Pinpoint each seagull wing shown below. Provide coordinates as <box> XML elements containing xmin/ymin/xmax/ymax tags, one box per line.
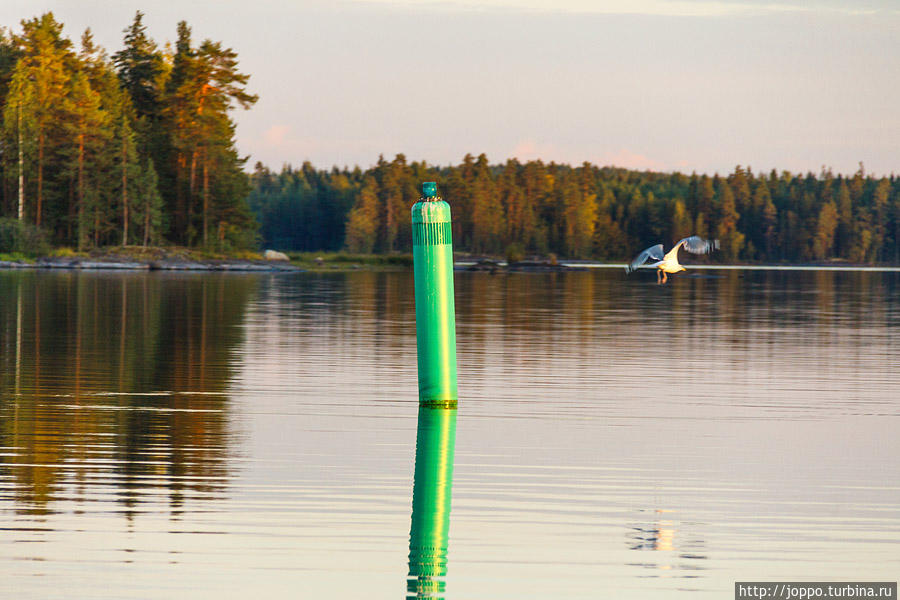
<box><xmin>676</xmin><ymin>235</ymin><xmax>719</xmax><ymax>255</ymax></box>
<box><xmin>626</xmin><ymin>244</ymin><xmax>664</xmax><ymax>273</ymax></box>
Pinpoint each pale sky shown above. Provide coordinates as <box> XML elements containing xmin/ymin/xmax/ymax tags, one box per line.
<box><xmin>2</xmin><ymin>0</ymin><xmax>898</xmax><ymax>175</ymax></box>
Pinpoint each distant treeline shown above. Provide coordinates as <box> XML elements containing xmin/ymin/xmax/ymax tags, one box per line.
<box><xmin>0</xmin><ymin>12</ymin><xmax>257</xmax><ymax>251</ymax></box>
<box><xmin>249</xmin><ymin>154</ymin><xmax>900</xmax><ymax>264</ymax></box>
<box><xmin>5</xmin><ymin>13</ymin><xmax>896</xmax><ymax>264</ymax></box>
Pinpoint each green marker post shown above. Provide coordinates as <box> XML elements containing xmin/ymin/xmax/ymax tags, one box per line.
<box><xmin>411</xmin><ymin>182</ymin><xmax>457</xmax><ymax>410</ymax></box>
<box><xmin>407</xmin><ymin>182</ymin><xmax>459</xmax><ymax>599</ymax></box>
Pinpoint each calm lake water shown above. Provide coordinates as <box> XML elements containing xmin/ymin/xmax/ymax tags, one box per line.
<box><xmin>1</xmin><ymin>268</ymin><xmax>898</xmax><ymax>599</ymax></box>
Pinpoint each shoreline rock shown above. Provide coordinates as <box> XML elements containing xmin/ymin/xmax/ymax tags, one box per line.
<box><xmin>263</xmin><ymin>249</ymin><xmax>290</xmax><ymax>261</ymax></box>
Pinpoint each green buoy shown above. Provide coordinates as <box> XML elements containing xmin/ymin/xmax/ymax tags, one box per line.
<box><xmin>407</xmin><ymin>182</ymin><xmax>459</xmax><ymax>599</ymax></box>
<box><xmin>411</xmin><ymin>182</ymin><xmax>457</xmax><ymax>410</ymax></box>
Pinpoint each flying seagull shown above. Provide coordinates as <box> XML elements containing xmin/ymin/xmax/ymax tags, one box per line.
<box><xmin>626</xmin><ymin>236</ymin><xmax>719</xmax><ymax>284</ymax></box>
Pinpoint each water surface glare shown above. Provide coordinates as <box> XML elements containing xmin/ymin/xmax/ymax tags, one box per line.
<box><xmin>0</xmin><ymin>269</ymin><xmax>898</xmax><ymax>598</ymax></box>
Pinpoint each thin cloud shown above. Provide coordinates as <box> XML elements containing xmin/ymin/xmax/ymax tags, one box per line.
<box><xmin>263</xmin><ymin>125</ymin><xmax>290</xmax><ymax>146</ymax></box>
<box><xmin>512</xmin><ymin>140</ymin><xmax>669</xmax><ymax>171</ymax></box>
<box><xmin>596</xmin><ymin>149</ymin><xmax>668</xmax><ymax>171</ymax></box>
<box><xmin>249</xmin><ymin>125</ymin><xmax>394</xmax><ymax>169</ymax></box>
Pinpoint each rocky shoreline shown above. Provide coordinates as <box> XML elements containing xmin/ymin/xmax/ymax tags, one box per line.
<box><xmin>461</xmin><ymin>258</ymin><xmax>586</xmax><ymax>273</ymax></box>
<box><xmin>0</xmin><ymin>257</ymin><xmax>304</xmax><ymax>272</ymax></box>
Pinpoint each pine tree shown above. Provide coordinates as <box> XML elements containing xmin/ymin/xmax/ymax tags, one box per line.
<box><xmin>193</xmin><ymin>40</ymin><xmax>257</xmax><ymax>246</ymax></box>
<box><xmin>671</xmin><ymin>199</ymin><xmax>692</xmax><ymax>243</ymax></box>
<box><xmin>692</xmin><ymin>175</ymin><xmax>714</xmax><ymax>244</ymax></box>
<box><xmin>558</xmin><ymin>166</ymin><xmax>598</xmax><ymax>258</ymax></box>
<box><xmin>10</xmin><ymin>14</ymin><xmax>74</xmax><ymax>228</ymax></box>
<box><xmin>163</xmin><ymin>21</ymin><xmax>196</xmax><ymax>242</ymax></box>
<box><xmin>593</xmin><ymin>187</ymin><xmax>625</xmax><ymax>260</ymax></box>
<box><xmin>344</xmin><ymin>176</ymin><xmax>379</xmax><ymax>253</ymax></box>
<box><xmin>470</xmin><ymin>154</ymin><xmax>503</xmax><ymax>254</ymax></box>
<box><xmin>870</xmin><ymin>179</ymin><xmax>890</xmax><ymax>262</ymax></box>
<box><xmin>112</xmin><ymin>12</ymin><xmax>164</xmax><ymax>121</ymax></box>
<box><xmin>715</xmin><ymin>180</ymin><xmax>745</xmax><ymax>261</ymax></box>
<box><xmin>0</xmin><ymin>27</ymin><xmax>20</xmax><ymax>102</ymax></box>
<box><xmin>2</xmin><ymin>67</ymin><xmax>35</xmax><ymax>222</ymax></box>
<box><xmin>850</xmin><ymin>201</ymin><xmax>873</xmax><ymax>263</ymax></box>
<box><xmin>525</xmin><ymin>160</ymin><xmax>554</xmax><ymax>253</ymax></box>
<box><xmin>749</xmin><ymin>179</ymin><xmax>773</xmax><ymax>261</ymax></box>
<box><xmin>729</xmin><ymin>166</ymin><xmax>752</xmax><ymax>234</ymax></box>
<box><xmin>132</xmin><ymin>159</ymin><xmax>164</xmax><ymax>247</ymax></box>
<box><xmin>377</xmin><ymin>154</ymin><xmax>410</xmax><ymax>251</ymax></box>
<box><xmin>64</xmin><ymin>70</ymin><xmax>110</xmax><ymax>249</ymax></box>
<box><xmin>813</xmin><ymin>201</ymin><xmax>838</xmax><ymax>260</ymax></box>
<box><xmin>442</xmin><ymin>165</ymin><xmax>469</xmax><ymax>249</ymax></box>
<box><xmin>112</xmin><ymin>109</ymin><xmax>139</xmax><ymax>245</ymax></box>
<box><xmin>162</xmin><ymin>25</ymin><xmax>256</xmax><ymax>246</ymax></box>
<box><xmin>498</xmin><ymin>159</ymin><xmax>534</xmax><ymax>249</ymax></box>
<box><xmin>762</xmin><ymin>194</ymin><xmax>778</xmax><ymax>261</ymax></box>
<box><xmin>836</xmin><ymin>180</ymin><xmax>853</xmax><ymax>259</ymax></box>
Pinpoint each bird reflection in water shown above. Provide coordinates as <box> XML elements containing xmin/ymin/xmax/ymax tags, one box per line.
<box><xmin>630</xmin><ymin>510</ymin><xmax>677</xmax><ymax>552</ymax></box>
<box><xmin>628</xmin><ymin>509</ymin><xmax>707</xmax><ymax>574</ymax></box>
<box><xmin>406</xmin><ymin>405</ymin><xmax>457</xmax><ymax>599</ymax></box>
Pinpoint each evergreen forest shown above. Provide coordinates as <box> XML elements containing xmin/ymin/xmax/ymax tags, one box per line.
<box><xmin>250</xmin><ymin>154</ymin><xmax>900</xmax><ymax>264</ymax></box>
<box><xmin>0</xmin><ymin>12</ymin><xmax>257</xmax><ymax>251</ymax></box>
<box><xmin>1</xmin><ymin>12</ymin><xmax>898</xmax><ymax>265</ymax></box>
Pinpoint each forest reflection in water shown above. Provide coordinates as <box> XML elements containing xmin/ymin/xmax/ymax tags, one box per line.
<box><xmin>0</xmin><ymin>268</ymin><xmax>898</xmax><ymax>599</ymax></box>
<box><xmin>0</xmin><ymin>272</ymin><xmax>253</xmax><ymax>519</ymax></box>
